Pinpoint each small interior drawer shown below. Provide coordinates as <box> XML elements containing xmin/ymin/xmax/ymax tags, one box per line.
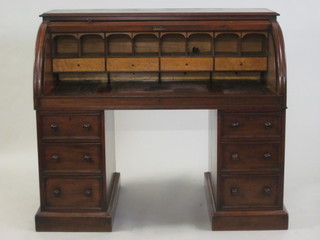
<box><xmin>44</xmin><ymin>177</ymin><xmax>102</xmax><ymax>210</ymax></box>
<box><xmin>160</xmin><ymin>57</ymin><xmax>214</xmax><ymax>71</ymax></box>
<box><xmin>41</xmin><ymin>143</ymin><xmax>102</xmax><ymax>172</ymax></box>
<box><xmin>39</xmin><ymin>112</ymin><xmax>102</xmax><ymax>141</ymax></box>
<box><xmin>220</xmin><ymin>112</ymin><xmax>281</xmax><ymax>139</ymax></box>
<box><xmin>52</xmin><ymin>58</ymin><xmax>105</xmax><ymax>72</ymax></box>
<box><xmin>107</xmin><ymin>57</ymin><xmax>159</xmax><ymax>71</ymax></box>
<box><xmin>220</xmin><ymin>142</ymin><xmax>280</xmax><ymax>170</ymax></box>
<box><xmin>220</xmin><ymin>175</ymin><xmax>280</xmax><ymax>209</ymax></box>
<box><xmin>215</xmin><ymin>57</ymin><xmax>267</xmax><ymax>71</ymax></box>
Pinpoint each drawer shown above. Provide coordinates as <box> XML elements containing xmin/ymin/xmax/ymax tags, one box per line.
<box><xmin>107</xmin><ymin>57</ymin><xmax>159</xmax><ymax>71</ymax></box>
<box><xmin>53</xmin><ymin>58</ymin><xmax>105</xmax><ymax>72</ymax></box>
<box><xmin>221</xmin><ymin>142</ymin><xmax>280</xmax><ymax>170</ymax></box>
<box><xmin>39</xmin><ymin>113</ymin><xmax>101</xmax><ymax>141</ymax></box>
<box><xmin>220</xmin><ymin>112</ymin><xmax>281</xmax><ymax>139</ymax></box>
<box><xmin>215</xmin><ymin>57</ymin><xmax>267</xmax><ymax>71</ymax></box>
<box><xmin>41</xmin><ymin>144</ymin><xmax>102</xmax><ymax>172</ymax></box>
<box><xmin>44</xmin><ymin>177</ymin><xmax>102</xmax><ymax>210</ymax></box>
<box><xmin>161</xmin><ymin>57</ymin><xmax>213</xmax><ymax>71</ymax></box>
<box><xmin>220</xmin><ymin>175</ymin><xmax>280</xmax><ymax>209</ymax></box>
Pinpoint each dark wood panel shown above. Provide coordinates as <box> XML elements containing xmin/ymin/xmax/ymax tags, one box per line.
<box><xmin>220</xmin><ymin>175</ymin><xmax>281</xmax><ymax>210</ymax></box>
<box><xmin>220</xmin><ymin>112</ymin><xmax>282</xmax><ymax>139</ymax></box>
<box><xmin>44</xmin><ymin>177</ymin><xmax>102</xmax><ymax>210</ymax></box>
<box><xmin>39</xmin><ymin>112</ymin><xmax>102</xmax><ymax>141</ymax></box>
<box><xmin>220</xmin><ymin>142</ymin><xmax>280</xmax><ymax>170</ymax></box>
<box><xmin>41</xmin><ymin>143</ymin><xmax>102</xmax><ymax>173</ymax></box>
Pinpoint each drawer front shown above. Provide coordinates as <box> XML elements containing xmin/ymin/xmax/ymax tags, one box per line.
<box><xmin>107</xmin><ymin>57</ymin><xmax>159</xmax><ymax>71</ymax></box>
<box><xmin>44</xmin><ymin>177</ymin><xmax>102</xmax><ymax>209</ymax></box>
<box><xmin>215</xmin><ymin>57</ymin><xmax>267</xmax><ymax>71</ymax></box>
<box><xmin>161</xmin><ymin>57</ymin><xmax>214</xmax><ymax>71</ymax></box>
<box><xmin>41</xmin><ymin>144</ymin><xmax>102</xmax><ymax>172</ymax></box>
<box><xmin>220</xmin><ymin>112</ymin><xmax>281</xmax><ymax>139</ymax></box>
<box><xmin>221</xmin><ymin>142</ymin><xmax>280</xmax><ymax>170</ymax></box>
<box><xmin>53</xmin><ymin>58</ymin><xmax>105</xmax><ymax>72</ymax></box>
<box><xmin>220</xmin><ymin>176</ymin><xmax>280</xmax><ymax>209</ymax></box>
<box><xmin>39</xmin><ymin>113</ymin><xmax>101</xmax><ymax>141</ymax></box>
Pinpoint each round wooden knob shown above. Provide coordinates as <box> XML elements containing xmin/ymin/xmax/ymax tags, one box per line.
<box><xmin>264</xmin><ymin>153</ymin><xmax>271</xmax><ymax>160</ymax></box>
<box><xmin>84</xmin><ymin>188</ymin><xmax>92</xmax><ymax>196</ymax></box>
<box><xmin>231</xmin><ymin>122</ymin><xmax>239</xmax><ymax>128</ymax></box>
<box><xmin>264</xmin><ymin>122</ymin><xmax>272</xmax><ymax>128</ymax></box>
<box><xmin>50</xmin><ymin>124</ymin><xmax>58</xmax><ymax>131</ymax></box>
<box><xmin>231</xmin><ymin>153</ymin><xmax>239</xmax><ymax>161</ymax></box>
<box><xmin>53</xmin><ymin>188</ymin><xmax>61</xmax><ymax>197</ymax></box>
<box><xmin>83</xmin><ymin>123</ymin><xmax>91</xmax><ymax>130</ymax></box>
<box><xmin>83</xmin><ymin>154</ymin><xmax>92</xmax><ymax>162</ymax></box>
<box><xmin>52</xmin><ymin>154</ymin><xmax>60</xmax><ymax>162</ymax></box>
<box><xmin>230</xmin><ymin>187</ymin><xmax>239</xmax><ymax>195</ymax></box>
<box><xmin>263</xmin><ymin>186</ymin><xmax>272</xmax><ymax>194</ymax></box>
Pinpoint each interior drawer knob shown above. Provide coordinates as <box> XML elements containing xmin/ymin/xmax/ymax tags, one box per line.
<box><xmin>83</xmin><ymin>154</ymin><xmax>92</xmax><ymax>162</ymax></box>
<box><xmin>263</xmin><ymin>186</ymin><xmax>272</xmax><ymax>194</ymax></box>
<box><xmin>53</xmin><ymin>188</ymin><xmax>61</xmax><ymax>197</ymax></box>
<box><xmin>83</xmin><ymin>123</ymin><xmax>91</xmax><ymax>130</ymax></box>
<box><xmin>264</xmin><ymin>153</ymin><xmax>271</xmax><ymax>160</ymax></box>
<box><xmin>231</xmin><ymin>122</ymin><xmax>240</xmax><ymax>128</ymax></box>
<box><xmin>231</xmin><ymin>153</ymin><xmax>239</xmax><ymax>161</ymax></box>
<box><xmin>52</xmin><ymin>154</ymin><xmax>60</xmax><ymax>162</ymax></box>
<box><xmin>230</xmin><ymin>187</ymin><xmax>239</xmax><ymax>195</ymax></box>
<box><xmin>264</xmin><ymin>122</ymin><xmax>272</xmax><ymax>128</ymax></box>
<box><xmin>84</xmin><ymin>188</ymin><xmax>92</xmax><ymax>196</ymax></box>
<box><xmin>50</xmin><ymin>124</ymin><xmax>58</xmax><ymax>131</ymax></box>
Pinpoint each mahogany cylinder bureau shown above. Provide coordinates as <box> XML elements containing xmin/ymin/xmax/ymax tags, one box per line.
<box><xmin>33</xmin><ymin>9</ymin><xmax>288</xmax><ymax>231</ymax></box>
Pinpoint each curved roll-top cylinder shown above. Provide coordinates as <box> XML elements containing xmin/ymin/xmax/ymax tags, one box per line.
<box><xmin>33</xmin><ymin>9</ymin><xmax>286</xmax><ymax>110</ymax></box>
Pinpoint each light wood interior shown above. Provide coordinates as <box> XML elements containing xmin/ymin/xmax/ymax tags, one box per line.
<box><xmin>107</xmin><ymin>58</ymin><xmax>159</xmax><ymax>72</ymax></box>
<box><xmin>134</xmin><ymin>34</ymin><xmax>159</xmax><ymax>56</ymax></box>
<box><xmin>161</xmin><ymin>33</ymin><xmax>186</xmax><ymax>56</ymax></box>
<box><xmin>187</xmin><ymin>33</ymin><xmax>213</xmax><ymax>56</ymax></box>
<box><xmin>242</xmin><ymin>33</ymin><xmax>267</xmax><ymax>56</ymax></box>
<box><xmin>161</xmin><ymin>57</ymin><xmax>213</xmax><ymax>71</ymax></box>
<box><xmin>80</xmin><ymin>34</ymin><xmax>105</xmax><ymax>57</ymax></box>
<box><xmin>215</xmin><ymin>57</ymin><xmax>267</xmax><ymax>71</ymax></box>
<box><xmin>53</xmin><ymin>58</ymin><xmax>105</xmax><ymax>72</ymax></box>
<box><xmin>215</xmin><ymin>33</ymin><xmax>240</xmax><ymax>56</ymax></box>
<box><xmin>54</xmin><ymin>35</ymin><xmax>78</xmax><ymax>57</ymax></box>
<box><xmin>107</xmin><ymin>34</ymin><xmax>132</xmax><ymax>56</ymax></box>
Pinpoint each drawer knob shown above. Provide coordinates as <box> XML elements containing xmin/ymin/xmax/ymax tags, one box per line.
<box><xmin>231</xmin><ymin>153</ymin><xmax>239</xmax><ymax>161</ymax></box>
<box><xmin>230</xmin><ymin>187</ymin><xmax>239</xmax><ymax>195</ymax></box>
<box><xmin>185</xmin><ymin>63</ymin><xmax>189</xmax><ymax>66</ymax></box>
<box><xmin>231</xmin><ymin>122</ymin><xmax>240</xmax><ymax>128</ymax></box>
<box><xmin>83</xmin><ymin>123</ymin><xmax>91</xmax><ymax>130</ymax></box>
<box><xmin>83</xmin><ymin>154</ymin><xmax>92</xmax><ymax>162</ymax></box>
<box><xmin>53</xmin><ymin>188</ymin><xmax>61</xmax><ymax>197</ymax></box>
<box><xmin>263</xmin><ymin>186</ymin><xmax>272</xmax><ymax>194</ymax></box>
<box><xmin>52</xmin><ymin>154</ymin><xmax>60</xmax><ymax>162</ymax></box>
<box><xmin>264</xmin><ymin>153</ymin><xmax>271</xmax><ymax>160</ymax></box>
<box><xmin>50</xmin><ymin>124</ymin><xmax>58</xmax><ymax>131</ymax></box>
<box><xmin>84</xmin><ymin>188</ymin><xmax>92</xmax><ymax>196</ymax></box>
<box><xmin>239</xmin><ymin>62</ymin><xmax>243</xmax><ymax>66</ymax></box>
<box><xmin>264</xmin><ymin>122</ymin><xmax>272</xmax><ymax>128</ymax></box>
<box><xmin>131</xmin><ymin>64</ymin><xmax>135</xmax><ymax>67</ymax></box>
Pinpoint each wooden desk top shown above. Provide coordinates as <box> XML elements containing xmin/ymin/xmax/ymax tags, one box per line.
<box><xmin>41</xmin><ymin>8</ymin><xmax>279</xmax><ymax>21</ymax></box>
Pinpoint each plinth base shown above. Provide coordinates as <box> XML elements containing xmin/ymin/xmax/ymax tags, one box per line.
<box><xmin>35</xmin><ymin>173</ymin><xmax>120</xmax><ymax>232</ymax></box>
<box><xmin>204</xmin><ymin>172</ymin><xmax>288</xmax><ymax>230</ymax></box>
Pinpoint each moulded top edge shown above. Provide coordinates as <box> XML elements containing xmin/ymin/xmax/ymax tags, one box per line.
<box><xmin>40</xmin><ymin>8</ymin><xmax>279</xmax><ymax>20</ymax></box>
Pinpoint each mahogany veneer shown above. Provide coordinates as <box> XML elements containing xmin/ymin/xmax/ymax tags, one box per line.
<box><xmin>34</xmin><ymin>9</ymin><xmax>288</xmax><ymax>231</ymax></box>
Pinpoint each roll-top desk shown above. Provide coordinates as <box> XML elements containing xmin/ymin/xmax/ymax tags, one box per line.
<box><xmin>33</xmin><ymin>9</ymin><xmax>288</xmax><ymax>231</ymax></box>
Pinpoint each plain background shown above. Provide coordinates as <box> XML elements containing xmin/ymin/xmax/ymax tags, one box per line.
<box><xmin>1</xmin><ymin>0</ymin><xmax>320</xmax><ymax>239</ymax></box>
